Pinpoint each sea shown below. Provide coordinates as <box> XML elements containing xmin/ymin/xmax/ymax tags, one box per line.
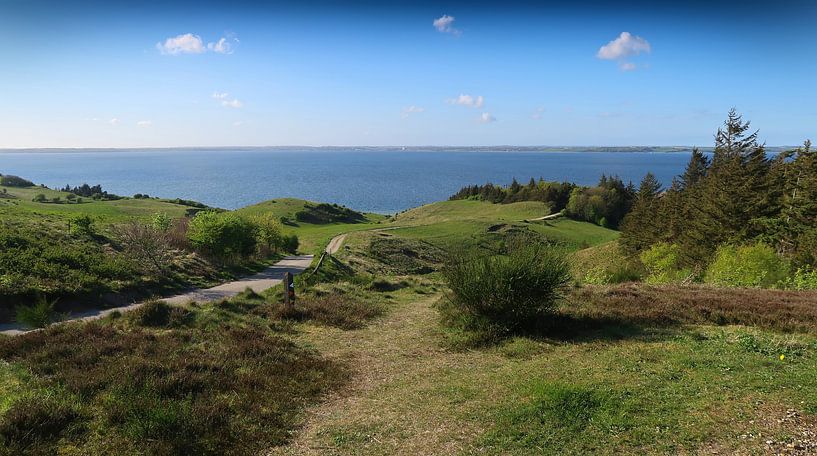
<box><xmin>0</xmin><ymin>148</ymin><xmax>697</xmax><ymax>214</ymax></box>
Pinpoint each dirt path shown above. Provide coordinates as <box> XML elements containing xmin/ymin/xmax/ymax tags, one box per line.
<box><xmin>269</xmin><ymin>294</ymin><xmax>504</xmax><ymax>455</ymax></box>
<box><xmin>325</xmin><ymin>234</ymin><xmax>347</xmax><ymax>254</ymax></box>
<box><xmin>0</xmin><ymin>255</ymin><xmax>314</xmax><ymax>336</ymax></box>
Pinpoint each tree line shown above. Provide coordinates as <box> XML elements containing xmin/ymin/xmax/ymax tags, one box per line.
<box><xmin>620</xmin><ymin>109</ymin><xmax>816</xmax><ymax>275</ymax></box>
<box><xmin>450</xmin><ymin>175</ymin><xmax>635</xmax><ymax>228</ymax></box>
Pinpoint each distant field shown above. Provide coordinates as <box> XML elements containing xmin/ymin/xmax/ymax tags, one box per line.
<box><xmin>388</xmin><ymin>199</ymin><xmax>618</xmax><ymax>251</ymax></box>
<box><xmin>0</xmin><ymin>185</ymin><xmax>191</xmax><ymax>223</ymax></box>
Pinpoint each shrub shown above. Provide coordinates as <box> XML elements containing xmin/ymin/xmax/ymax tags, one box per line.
<box><xmin>0</xmin><ymin>175</ymin><xmax>34</xmax><ymax>188</ymax></box>
<box><xmin>70</xmin><ymin>215</ymin><xmax>95</xmax><ymax>236</ymax></box>
<box><xmin>113</xmin><ymin>222</ymin><xmax>173</xmax><ymax>274</ymax></box>
<box><xmin>705</xmin><ymin>243</ymin><xmax>790</xmax><ymax>288</ymax></box>
<box><xmin>129</xmin><ymin>300</ymin><xmax>173</xmax><ymax>327</ymax></box>
<box><xmin>15</xmin><ymin>295</ymin><xmax>60</xmax><ymax>329</ymax></box>
<box><xmin>782</xmin><ymin>268</ymin><xmax>817</xmax><ymax>291</ymax></box>
<box><xmin>187</xmin><ymin>211</ymin><xmax>257</xmax><ymax>259</ymax></box>
<box><xmin>440</xmin><ymin>243</ymin><xmax>572</xmax><ymax>336</ymax></box>
<box><xmin>640</xmin><ymin>242</ymin><xmax>691</xmax><ymax>285</ymax></box>
<box><xmin>281</xmin><ymin>234</ymin><xmax>299</xmax><ymax>254</ymax></box>
<box><xmin>152</xmin><ymin>212</ymin><xmax>172</xmax><ymax>232</ymax></box>
<box><xmin>270</xmin><ymin>292</ymin><xmax>381</xmax><ymax>330</ymax></box>
<box><xmin>250</xmin><ymin>213</ymin><xmax>283</xmax><ymax>254</ymax></box>
<box><xmin>32</xmin><ymin>193</ymin><xmax>46</xmax><ymax>203</ymax></box>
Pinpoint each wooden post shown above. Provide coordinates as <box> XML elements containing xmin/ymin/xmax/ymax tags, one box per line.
<box><xmin>283</xmin><ymin>272</ymin><xmax>295</xmax><ymax>307</ymax></box>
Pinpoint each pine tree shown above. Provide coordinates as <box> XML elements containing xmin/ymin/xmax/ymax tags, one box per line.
<box><xmin>620</xmin><ymin>173</ymin><xmax>663</xmax><ymax>253</ymax></box>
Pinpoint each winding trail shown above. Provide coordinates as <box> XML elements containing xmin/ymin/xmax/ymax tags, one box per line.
<box><xmin>0</xmin><ymin>255</ymin><xmax>314</xmax><ymax>336</ymax></box>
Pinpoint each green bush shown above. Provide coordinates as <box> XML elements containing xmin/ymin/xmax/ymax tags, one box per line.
<box><xmin>440</xmin><ymin>243</ymin><xmax>572</xmax><ymax>337</ymax></box>
<box><xmin>249</xmin><ymin>213</ymin><xmax>283</xmax><ymax>254</ymax></box>
<box><xmin>281</xmin><ymin>234</ymin><xmax>299</xmax><ymax>254</ymax></box>
<box><xmin>32</xmin><ymin>193</ymin><xmax>46</xmax><ymax>203</ymax></box>
<box><xmin>782</xmin><ymin>267</ymin><xmax>817</xmax><ymax>291</ymax></box>
<box><xmin>187</xmin><ymin>211</ymin><xmax>257</xmax><ymax>259</ymax></box>
<box><xmin>640</xmin><ymin>242</ymin><xmax>691</xmax><ymax>285</ymax></box>
<box><xmin>705</xmin><ymin>243</ymin><xmax>790</xmax><ymax>288</ymax></box>
<box><xmin>69</xmin><ymin>215</ymin><xmax>95</xmax><ymax>236</ymax></box>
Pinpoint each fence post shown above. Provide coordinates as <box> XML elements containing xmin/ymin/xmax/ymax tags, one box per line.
<box><xmin>283</xmin><ymin>272</ymin><xmax>295</xmax><ymax>307</ymax></box>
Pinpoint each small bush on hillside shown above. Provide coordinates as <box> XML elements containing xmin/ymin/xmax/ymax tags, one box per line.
<box><xmin>281</xmin><ymin>234</ymin><xmax>299</xmax><ymax>254</ymax></box>
<box><xmin>15</xmin><ymin>295</ymin><xmax>60</xmax><ymax>329</ymax></box>
<box><xmin>440</xmin><ymin>243</ymin><xmax>572</xmax><ymax>337</ymax></box>
<box><xmin>69</xmin><ymin>215</ymin><xmax>95</xmax><ymax>236</ymax></box>
<box><xmin>114</xmin><ymin>222</ymin><xmax>174</xmax><ymax>274</ymax></box>
<box><xmin>187</xmin><ymin>211</ymin><xmax>257</xmax><ymax>259</ymax></box>
<box><xmin>705</xmin><ymin>243</ymin><xmax>789</xmax><ymax>288</ymax></box>
<box><xmin>152</xmin><ymin>212</ymin><xmax>172</xmax><ymax>232</ymax></box>
<box><xmin>129</xmin><ymin>300</ymin><xmax>173</xmax><ymax>327</ymax></box>
<box><xmin>640</xmin><ymin>242</ymin><xmax>692</xmax><ymax>285</ymax></box>
<box><xmin>0</xmin><ymin>175</ymin><xmax>34</xmax><ymax>188</ymax></box>
<box><xmin>32</xmin><ymin>193</ymin><xmax>46</xmax><ymax>203</ymax></box>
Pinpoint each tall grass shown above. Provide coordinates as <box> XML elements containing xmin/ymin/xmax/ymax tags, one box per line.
<box><xmin>439</xmin><ymin>243</ymin><xmax>572</xmax><ymax>338</ymax></box>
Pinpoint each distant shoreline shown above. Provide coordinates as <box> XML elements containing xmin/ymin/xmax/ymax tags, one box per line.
<box><xmin>0</xmin><ymin>146</ymin><xmax>797</xmax><ymax>154</ymax></box>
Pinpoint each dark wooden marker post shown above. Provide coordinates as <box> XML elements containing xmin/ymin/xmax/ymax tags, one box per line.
<box><xmin>283</xmin><ymin>272</ymin><xmax>295</xmax><ymax>307</ymax></box>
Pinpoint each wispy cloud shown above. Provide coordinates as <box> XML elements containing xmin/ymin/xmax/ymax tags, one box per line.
<box><xmin>479</xmin><ymin>112</ymin><xmax>496</xmax><ymax>123</ymax></box>
<box><xmin>158</xmin><ymin>33</ymin><xmax>238</xmax><ymax>55</ymax></box>
<box><xmin>401</xmin><ymin>105</ymin><xmax>425</xmax><ymax>118</ymax></box>
<box><xmin>109</xmin><ymin>118</ymin><xmax>120</xmax><ymax>125</ymax></box>
<box><xmin>433</xmin><ymin>15</ymin><xmax>460</xmax><ymax>35</ymax></box>
<box><xmin>207</xmin><ymin>36</ymin><xmax>237</xmax><ymax>54</ymax></box>
<box><xmin>531</xmin><ymin>107</ymin><xmax>545</xmax><ymax>119</ymax></box>
<box><xmin>619</xmin><ymin>62</ymin><xmax>637</xmax><ymax>71</ymax></box>
<box><xmin>136</xmin><ymin>120</ymin><xmax>152</xmax><ymax>127</ymax></box>
<box><xmin>448</xmin><ymin>94</ymin><xmax>484</xmax><ymax>109</ymax></box>
<box><xmin>212</xmin><ymin>92</ymin><xmax>243</xmax><ymax>108</ymax></box>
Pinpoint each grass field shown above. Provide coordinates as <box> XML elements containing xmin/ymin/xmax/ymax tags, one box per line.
<box><xmin>2</xmin><ymin>189</ymin><xmax>817</xmax><ymax>455</ymax></box>
<box><xmin>388</xmin><ymin>200</ymin><xmax>618</xmax><ymax>251</ymax></box>
<box><xmin>0</xmin><ymin>184</ymin><xmax>192</xmax><ymax>223</ymax></box>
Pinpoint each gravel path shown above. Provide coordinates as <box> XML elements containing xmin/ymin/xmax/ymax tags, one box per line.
<box><xmin>0</xmin><ymin>255</ymin><xmax>314</xmax><ymax>336</ymax></box>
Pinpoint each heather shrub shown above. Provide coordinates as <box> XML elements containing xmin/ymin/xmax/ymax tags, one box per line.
<box><xmin>705</xmin><ymin>243</ymin><xmax>790</xmax><ymax>288</ymax></box>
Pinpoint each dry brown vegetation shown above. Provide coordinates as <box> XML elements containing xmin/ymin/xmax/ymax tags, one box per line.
<box><xmin>0</xmin><ymin>305</ymin><xmax>346</xmax><ymax>455</ymax></box>
<box><xmin>568</xmin><ymin>284</ymin><xmax>817</xmax><ymax>333</ymax></box>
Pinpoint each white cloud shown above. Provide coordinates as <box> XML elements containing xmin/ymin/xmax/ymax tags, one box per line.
<box><xmin>479</xmin><ymin>112</ymin><xmax>496</xmax><ymax>123</ymax></box>
<box><xmin>401</xmin><ymin>105</ymin><xmax>425</xmax><ymax>118</ymax></box>
<box><xmin>233</xmin><ymin>121</ymin><xmax>245</xmax><ymax>127</ymax></box>
<box><xmin>207</xmin><ymin>36</ymin><xmax>237</xmax><ymax>54</ymax></box>
<box><xmin>619</xmin><ymin>62</ymin><xmax>637</xmax><ymax>71</ymax></box>
<box><xmin>157</xmin><ymin>33</ymin><xmax>238</xmax><ymax>55</ymax></box>
<box><xmin>448</xmin><ymin>94</ymin><xmax>484</xmax><ymax>109</ymax></box>
<box><xmin>597</xmin><ymin>32</ymin><xmax>651</xmax><ymax>60</ymax></box>
<box><xmin>157</xmin><ymin>33</ymin><xmax>206</xmax><ymax>55</ymax></box>
<box><xmin>109</xmin><ymin>118</ymin><xmax>120</xmax><ymax>125</ymax></box>
<box><xmin>531</xmin><ymin>107</ymin><xmax>545</xmax><ymax>119</ymax></box>
<box><xmin>212</xmin><ymin>92</ymin><xmax>243</xmax><ymax>108</ymax></box>
<box><xmin>433</xmin><ymin>15</ymin><xmax>460</xmax><ymax>35</ymax></box>
<box><xmin>136</xmin><ymin>120</ymin><xmax>152</xmax><ymax>127</ymax></box>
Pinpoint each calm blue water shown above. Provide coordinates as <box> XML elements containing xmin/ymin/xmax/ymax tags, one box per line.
<box><xmin>0</xmin><ymin>149</ymin><xmax>693</xmax><ymax>214</ymax></box>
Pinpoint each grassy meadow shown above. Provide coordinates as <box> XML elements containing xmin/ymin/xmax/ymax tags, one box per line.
<box><xmin>2</xmin><ymin>178</ymin><xmax>817</xmax><ymax>455</ymax></box>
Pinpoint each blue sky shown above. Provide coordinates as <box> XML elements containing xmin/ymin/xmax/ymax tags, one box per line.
<box><xmin>1</xmin><ymin>0</ymin><xmax>815</xmax><ymax>148</ymax></box>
